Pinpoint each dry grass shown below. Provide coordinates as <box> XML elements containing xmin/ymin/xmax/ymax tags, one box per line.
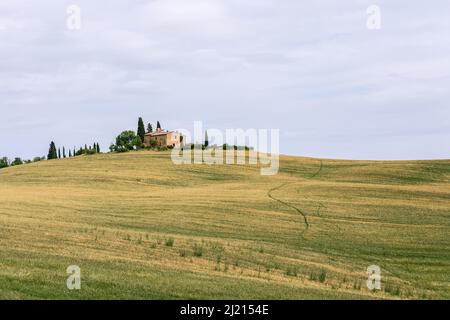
<box><xmin>0</xmin><ymin>151</ymin><xmax>449</xmax><ymax>299</ymax></box>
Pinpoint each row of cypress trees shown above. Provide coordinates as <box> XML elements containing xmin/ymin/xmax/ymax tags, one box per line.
<box><xmin>47</xmin><ymin>141</ymin><xmax>101</xmax><ymax>160</ymax></box>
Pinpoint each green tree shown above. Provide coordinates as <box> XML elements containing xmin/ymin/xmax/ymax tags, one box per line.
<box><xmin>96</xmin><ymin>143</ymin><xmax>100</xmax><ymax>153</ymax></box>
<box><xmin>114</xmin><ymin>130</ymin><xmax>142</xmax><ymax>152</ymax></box>
<box><xmin>11</xmin><ymin>157</ymin><xmax>23</xmax><ymax>166</ymax></box>
<box><xmin>204</xmin><ymin>130</ymin><xmax>209</xmax><ymax>148</ymax></box>
<box><xmin>58</xmin><ymin>148</ymin><xmax>61</xmax><ymax>159</ymax></box>
<box><xmin>69</xmin><ymin>150</ymin><xmax>72</xmax><ymax>157</ymax></box>
<box><xmin>0</xmin><ymin>157</ymin><xmax>9</xmax><ymax>169</ymax></box>
<box><xmin>157</xmin><ymin>121</ymin><xmax>161</xmax><ymax>130</ymax></box>
<box><xmin>63</xmin><ymin>147</ymin><xmax>66</xmax><ymax>158</ymax></box>
<box><xmin>137</xmin><ymin>117</ymin><xmax>146</xmax><ymax>142</ymax></box>
<box><xmin>47</xmin><ymin>142</ymin><xmax>57</xmax><ymax>160</ymax></box>
<box><xmin>147</xmin><ymin>123</ymin><xmax>153</xmax><ymax>133</ymax></box>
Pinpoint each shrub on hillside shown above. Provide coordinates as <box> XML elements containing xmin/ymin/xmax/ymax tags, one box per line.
<box><xmin>115</xmin><ymin>145</ymin><xmax>129</xmax><ymax>153</ymax></box>
<box><xmin>0</xmin><ymin>157</ymin><xmax>9</xmax><ymax>168</ymax></box>
<box><xmin>11</xmin><ymin>158</ymin><xmax>23</xmax><ymax>166</ymax></box>
<box><xmin>85</xmin><ymin>149</ymin><xmax>97</xmax><ymax>155</ymax></box>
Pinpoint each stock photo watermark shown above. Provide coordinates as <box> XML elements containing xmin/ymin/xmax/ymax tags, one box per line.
<box><xmin>170</xmin><ymin>121</ymin><xmax>280</xmax><ymax>176</ymax></box>
<box><xmin>67</xmin><ymin>5</ymin><xmax>81</xmax><ymax>30</ymax></box>
<box><xmin>65</xmin><ymin>4</ymin><xmax>380</xmax><ymax>32</ymax></box>
<box><xmin>66</xmin><ymin>265</ymin><xmax>81</xmax><ymax>290</ymax></box>
<box><xmin>367</xmin><ymin>265</ymin><xmax>382</xmax><ymax>290</ymax></box>
<box><xmin>62</xmin><ymin>264</ymin><xmax>382</xmax><ymax>293</ymax></box>
<box><xmin>366</xmin><ymin>5</ymin><xmax>382</xmax><ymax>30</ymax></box>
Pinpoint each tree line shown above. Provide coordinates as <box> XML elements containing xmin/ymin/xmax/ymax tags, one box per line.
<box><xmin>0</xmin><ymin>141</ymin><xmax>101</xmax><ymax>169</ymax></box>
<box><xmin>1</xmin><ymin>116</ymin><xmax>162</xmax><ymax>169</ymax></box>
<box><xmin>47</xmin><ymin>142</ymin><xmax>101</xmax><ymax>160</ymax></box>
<box><xmin>0</xmin><ymin>116</ymin><xmax>218</xmax><ymax>170</ymax></box>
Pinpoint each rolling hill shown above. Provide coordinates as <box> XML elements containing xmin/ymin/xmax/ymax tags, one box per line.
<box><xmin>0</xmin><ymin>151</ymin><xmax>449</xmax><ymax>299</ymax></box>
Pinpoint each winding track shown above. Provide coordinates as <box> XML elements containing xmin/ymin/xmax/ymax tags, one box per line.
<box><xmin>268</xmin><ymin>183</ymin><xmax>310</xmax><ymax>231</ymax></box>
<box><xmin>267</xmin><ymin>160</ymin><xmax>323</xmax><ymax>235</ymax></box>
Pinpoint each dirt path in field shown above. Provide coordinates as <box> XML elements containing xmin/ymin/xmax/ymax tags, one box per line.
<box><xmin>268</xmin><ymin>183</ymin><xmax>310</xmax><ymax>231</ymax></box>
<box><xmin>267</xmin><ymin>160</ymin><xmax>323</xmax><ymax>234</ymax></box>
<box><xmin>309</xmin><ymin>160</ymin><xmax>323</xmax><ymax>179</ymax></box>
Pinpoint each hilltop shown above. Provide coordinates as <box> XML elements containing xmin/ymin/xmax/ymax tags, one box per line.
<box><xmin>0</xmin><ymin>151</ymin><xmax>449</xmax><ymax>299</ymax></box>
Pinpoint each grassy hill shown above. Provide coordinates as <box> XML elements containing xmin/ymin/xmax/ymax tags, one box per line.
<box><xmin>0</xmin><ymin>151</ymin><xmax>449</xmax><ymax>299</ymax></box>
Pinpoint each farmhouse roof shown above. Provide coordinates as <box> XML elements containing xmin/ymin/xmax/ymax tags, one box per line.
<box><xmin>144</xmin><ymin>130</ymin><xmax>174</xmax><ymax>137</ymax></box>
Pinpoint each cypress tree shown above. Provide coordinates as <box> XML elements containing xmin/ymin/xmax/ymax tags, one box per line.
<box><xmin>147</xmin><ymin>123</ymin><xmax>153</xmax><ymax>133</ymax></box>
<box><xmin>204</xmin><ymin>130</ymin><xmax>209</xmax><ymax>148</ymax></box>
<box><xmin>69</xmin><ymin>150</ymin><xmax>72</xmax><ymax>157</ymax></box>
<box><xmin>58</xmin><ymin>148</ymin><xmax>61</xmax><ymax>159</ymax></box>
<box><xmin>96</xmin><ymin>143</ymin><xmax>100</xmax><ymax>153</ymax></box>
<box><xmin>47</xmin><ymin>142</ymin><xmax>52</xmax><ymax>160</ymax></box>
<box><xmin>157</xmin><ymin>121</ymin><xmax>161</xmax><ymax>130</ymax></box>
<box><xmin>48</xmin><ymin>142</ymin><xmax>57</xmax><ymax>160</ymax></box>
<box><xmin>63</xmin><ymin>147</ymin><xmax>66</xmax><ymax>158</ymax></box>
<box><xmin>137</xmin><ymin>117</ymin><xmax>145</xmax><ymax>142</ymax></box>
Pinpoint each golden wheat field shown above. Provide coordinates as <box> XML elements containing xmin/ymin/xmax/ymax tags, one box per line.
<box><xmin>0</xmin><ymin>151</ymin><xmax>449</xmax><ymax>299</ymax></box>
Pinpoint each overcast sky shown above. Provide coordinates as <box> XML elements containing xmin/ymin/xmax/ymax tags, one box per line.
<box><xmin>1</xmin><ymin>0</ymin><xmax>449</xmax><ymax>160</ymax></box>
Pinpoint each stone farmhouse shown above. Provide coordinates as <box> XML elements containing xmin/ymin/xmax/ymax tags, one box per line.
<box><xmin>143</xmin><ymin>128</ymin><xmax>184</xmax><ymax>148</ymax></box>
